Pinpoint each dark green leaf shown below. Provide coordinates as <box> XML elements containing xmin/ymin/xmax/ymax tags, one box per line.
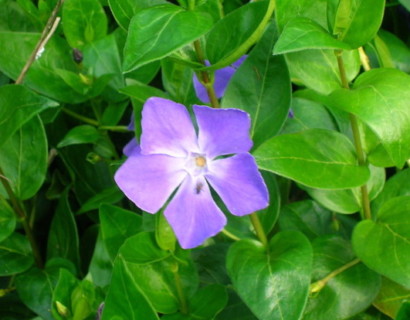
<box><xmin>189</xmin><ymin>284</ymin><xmax>228</xmax><ymax>319</ymax></box>
<box><xmin>396</xmin><ymin>302</ymin><xmax>410</xmax><ymax>320</ymax></box>
<box><xmin>222</xmin><ymin>23</ymin><xmax>291</xmax><ymax>148</ymax></box>
<box><xmin>303</xmin><ymin>236</ymin><xmax>380</xmax><ymax>320</ymax></box>
<box><xmin>57</xmin><ymin>125</ymin><xmax>100</xmax><ymax>148</ymax></box>
<box><xmin>328</xmin><ymin>68</ymin><xmax>410</xmax><ymax>168</ymax></box>
<box><xmin>100</xmin><ymin>204</ymin><xmax>142</xmax><ymax>261</ymax></box>
<box><xmin>274</xmin><ymin>17</ymin><xmax>351</xmax><ymax>54</ymax></box>
<box><xmin>257</xmin><ymin>171</ymin><xmax>281</xmax><ymax>234</ymax></box>
<box><xmin>47</xmin><ymin>190</ymin><xmax>80</xmax><ymax>270</ymax></box>
<box><xmin>62</xmin><ymin>0</ymin><xmax>107</xmax><ymax>48</ymax></box>
<box><xmin>253</xmin><ymin>129</ymin><xmax>370</xmax><ymax>189</ymax></box>
<box><xmin>77</xmin><ymin>186</ymin><xmax>124</xmax><ymax>214</ymax></box>
<box><xmin>0</xmin><ymin>85</ymin><xmax>57</xmax><ymax>147</ymax></box>
<box><xmin>0</xmin><ymin>232</ymin><xmax>33</xmax><ymax>276</ymax></box>
<box><xmin>0</xmin><ymin>197</ymin><xmax>15</xmax><ymax>243</ymax></box>
<box><xmin>227</xmin><ymin>231</ymin><xmax>312</xmax><ymax>320</ymax></box>
<box><xmin>123</xmin><ymin>4</ymin><xmax>213</xmax><ymax>72</ymax></box>
<box><xmin>353</xmin><ymin>196</ymin><xmax>410</xmax><ymax>288</ymax></box>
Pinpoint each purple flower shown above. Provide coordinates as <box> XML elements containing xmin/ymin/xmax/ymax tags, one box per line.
<box><xmin>193</xmin><ymin>56</ymin><xmax>247</xmax><ymax>103</ymax></box>
<box><xmin>115</xmin><ymin>97</ymin><xmax>269</xmax><ymax>249</ymax></box>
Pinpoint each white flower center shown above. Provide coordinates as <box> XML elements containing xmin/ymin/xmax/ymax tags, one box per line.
<box><xmin>185</xmin><ymin>153</ymin><xmax>208</xmax><ymax>177</ymax></box>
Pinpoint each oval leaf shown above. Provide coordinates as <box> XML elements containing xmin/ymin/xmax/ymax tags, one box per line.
<box><xmin>0</xmin><ymin>233</ymin><xmax>33</xmax><ymax>276</ymax></box>
<box><xmin>227</xmin><ymin>231</ymin><xmax>312</xmax><ymax>320</ymax></box>
<box><xmin>353</xmin><ymin>196</ymin><xmax>410</xmax><ymax>288</ymax></box>
<box><xmin>253</xmin><ymin>129</ymin><xmax>370</xmax><ymax>189</ymax></box>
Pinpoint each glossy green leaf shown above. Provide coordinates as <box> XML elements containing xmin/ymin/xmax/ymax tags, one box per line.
<box><xmin>0</xmin><ymin>115</ymin><xmax>48</xmax><ymax>200</ymax></box>
<box><xmin>285</xmin><ymin>48</ymin><xmax>360</xmax><ymax>94</ymax></box>
<box><xmin>118</xmin><ymin>232</ymin><xmax>198</xmax><ymax>314</ymax></box>
<box><xmin>353</xmin><ymin>196</ymin><xmax>410</xmax><ymax>288</ymax></box>
<box><xmin>47</xmin><ymin>190</ymin><xmax>80</xmax><ymax>270</ymax></box>
<box><xmin>15</xmin><ymin>265</ymin><xmax>63</xmax><ymax>320</ymax></box>
<box><xmin>253</xmin><ymin>129</ymin><xmax>370</xmax><ymax>189</ymax></box>
<box><xmin>108</xmin><ymin>0</ymin><xmax>166</xmax><ymax>30</ymax></box>
<box><xmin>378</xmin><ymin>30</ymin><xmax>410</xmax><ymax>73</ymax></box>
<box><xmin>303</xmin><ymin>236</ymin><xmax>380</xmax><ymax>320</ymax></box>
<box><xmin>279</xmin><ymin>200</ymin><xmax>355</xmax><ymax>241</ymax></box>
<box><xmin>276</xmin><ymin>0</ymin><xmax>328</xmax><ymax>31</ymax></box>
<box><xmin>62</xmin><ymin>0</ymin><xmax>107</xmax><ymax>48</ymax></box>
<box><xmin>215</xmin><ymin>291</ymin><xmax>258</xmax><ymax>320</ymax></box>
<box><xmin>100</xmin><ymin>204</ymin><xmax>142</xmax><ymax>261</ymax></box>
<box><xmin>0</xmin><ymin>85</ymin><xmax>58</xmax><ymax>147</ymax></box>
<box><xmin>373</xmin><ymin>277</ymin><xmax>410</xmax><ymax>319</ymax></box>
<box><xmin>0</xmin><ymin>232</ymin><xmax>33</xmax><ymax>276</ymax></box>
<box><xmin>333</xmin><ymin>0</ymin><xmax>385</xmax><ymax>48</ymax></box>
<box><xmin>77</xmin><ymin>186</ymin><xmax>124</xmax><ymax>214</ymax></box>
<box><xmin>222</xmin><ymin>23</ymin><xmax>291</xmax><ymax>148</ymax></box>
<box><xmin>227</xmin><ymin>231</ymin><xmax>312</xmax><ymax>320</ymax></box>
<box><xmin>328</xmin><ymin>68</ymin><xmax>410</xmax><ymax>168</ymax></box>
<box><xmin>304</xmin><ymin>164</ymin><xmax>385</xmax><ymax>214</ymax></box>
<box><xmin>0</xmin><ymin>198</ymin><xmax>15</xmax><ymax>242</ymax></box>
<box><xmin>274</xmin><ymin>17</ymin><xmax>351</xmax><ymax>54</ymax></box>
<box><xmin>372</xmin><ymin>169</ymin><xmax>410</xmax><ymax>215</ymax></box>
<box><xmin>205</xmin><ymin>1</ymin><xmax>271</xmax><ymax>67</ymax></box>
<box><xmin>123</xmin><ymin>4</ymin><xmax>212</xmax><ymax>72</ymax></box>
<box><xmin>57</xmin><ymin>125</ymin><xmax>100</xmax><ymax>148</ymax></box>
<box><xmin>87</xmin><ymin>232</ymin><xmax>113</xmax><ymax>289</ymax></box>
<box><xmin>396</xmin><ymin>302</ymin><xmax>410</xmax><ymax>320</ymax></box>
<box><xmin>103</xmin><ymin>256</ymin><xmax>160</xmax><ymax>320</ymax></box>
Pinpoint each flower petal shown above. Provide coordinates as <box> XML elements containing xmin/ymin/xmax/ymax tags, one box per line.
<box><xmin>164</xmin><ymin>176</ymin><xmax>227</xmax><ymax>249</ymax></box>
<box><xmin>123</xmin><ymin>138</ymin><xmax>140</xmax><ymax>157</ymax></box>
<box><xmin>194</xmin><ymin>105</ymin><xmax>253</xmax><ymax>158</ymax></box>
<box><xmin>140</xmin><ymin>97</ymin><xmax>198</xmax><ymax>157</ymax></box>
<box><xmin>206</xmin><ymin>153</ymin><xmax>269</xmax><ymax>216</ymax></box>
<box><xmin>114</xmin><ymin>153</ymin><xmax>187</xmax><ymax>213</ymax></box>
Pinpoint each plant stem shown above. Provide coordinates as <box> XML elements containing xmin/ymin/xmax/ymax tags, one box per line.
<box><xmin>358</xmin><ymin>47</ymin><xmax>371</xmax><ymax>71</ymax></box>
<box><xmin>310</xmin><ymin>258</ymin><xmax>360</xmax><ymax>293</ymax></box>
<box><xmin>193</xmin><ymin>40</ymin><xmax>220</xmax><ymax>108</ymax></box>
<box><xmin>16</xmin><ymin>0</ymin><xmax>64</xmax><ymax>84</ymax></box>
<box><xmin>221</xmin><ymin>229</ymin><xmax>241</xmax><ymax>241</ymax></box>
<box><xmin>335</xmin><ymin>50</ymin><xmax>372</xmax><ymax>220</ymax></box>
<box><xmin>249</xmin><ymin>213</ymin><xmax>268</xmax><ymax>248</ymax></box>
<box><xmin>0</xmin><ymin>168</ymin><xmax>43</xmax><ymax>268</ymax></box>
<box><xmin>61</xmin><ymin>107</ymin><xmax>99</xmax><ymax>126</ymax></box>
<box><xmin>173</xmin><ymin>265</ymin><xmax>189</xmax><ymax>314</ymax></box>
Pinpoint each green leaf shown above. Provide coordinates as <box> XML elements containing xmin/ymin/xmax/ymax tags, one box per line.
<box><xmin>103</xmin><ymin>257</ymin><xmax>160</xmax><ymax>320</ymax></box>
<box><xmin>123</xmin><ymin>4</ymin><xmax>213</xmax><ymax>72</ymax></box>
<box><xmin>328</xmin><ymin>68</ymin><xmax>410</xmax><ymax>168</ymax></box>
<box><xmin>0</xmin><ymin>232</ymin><xmax>33</xmax><ymax>276</ymax></box>
<box><xmin>274</xmin><ymin>17</ymin><xmax>351</xmax><ymax>54</ymax></box>
<box><xmin>205</xmin><ymin>1</ymin><xmax>272</xmax><ymax>68</ymax></box>
<box><xmin>0</xmin><ymin>85</ymin><xmax>58</xmax><ymax>148</ymax></box>
<box><xmin>118</xmin><ymin>232</ymin><xmax>198</xmax><ymax>314</ymax></box>
<box><xmin>227</xmin><ymin>231</ymin><xmax>312</xmax><ymax>320</ymax></box>
<box><xmin>15</xmin><ymin>265</ymin><xmax>61</xmax><ymax>320</ymax></box>
<box><xmin>378</xmin><ymin>30</ymin><xmax>410</xmax><ymax>73</ymax></box>
<box><xmin>57</xmin><ymin>125</ymin><xmax>100</xmax><ymax>148</ymax></box>
<box><xmin>51</xmin><ymin>269</ymin><xmax>78</xmax><ymax>320</ymax></box>
<box><xmin>332</xmin><ymin>0</ymin><xmax>385</xmax><ymax>48</ymax></box>
<box><xmin>222</xmin><ymin>23</ymin><xmax>291</xmax><ymax>149</ymax></box>
<box><xmin>285</xmin><ymin>48</ymin><xmax>360</xmax><ymax>94</ymax></box>
<box><xmin>0</xmin><ymin>198</ymin><xmax>15</xmax><ymax>242</ymax></box>
<box><xmin>303</xmin><ymin>236</ymin><xmax>380</xmax><ymax>320</ymax></box>
<box><xmin>108</xmin><ymin>0</ymin><xmax>166</xmax><ymax>30</ymax></box>
<box><xmin>303</xmin><ymin>164</ymin><xmax>385</xmax><ymax>214</ymax></box>
<box><xmin>257</xmin><ymin>171</ymin><xmax>281</xmax><ymax>234</ymax></box>
<box><xmin>0</xmin><ymin>115</ymin><xmax>48</xmax><ymax>200</ymax></box>
<box><xmin>399</xmin><ymin>0</ymin><xmax>410</xmax><ymax>11</ymax></box>
<box><xmin>87</xmin><ymin>232</ymin><xmax>113</xmax><ymax>288</ymax></box>
<box><xmin>47</xmin><ymin>190</ymin><xmax>80</xmax><ymax>270</ymax></box>
<box><xmin>100</xmin><ymin>204</ymin><xmax>143</xmax><ymax>261</ymax></box>
<box><xmin>189</xmin><ymin>284</ymin><xmax>228</xmax><ymax>319</ymax></box>
<box><xmin>279</xmin><ymin>200</ymin><xmax>355</xmax><ymax>241</ymax></box>
<box><xmin>253</xmin><ymin>129</ymin><xmax>370</xmax><ymax>189</ymax></box>
<box><xmin>372</xmin><ymin>169</ymin><xmax>410</xmax><ymax>215</ymax></box>
<box><xmin>62</xmin><ymin>0</ymin><xmax>107</xmax><ymax>48</ymax></box>
<box><xmin>353</xmin><ymin>196</ymin><xmax>410</xmax><ymax>288</ymax></box>
<box><xmin>396</xmin><ymin>302</ymin><xmax>410</xmax><ymax>320</ymax></box>
<box><xmin>77</xmin><ymin>186</ymin><xmax>124</xmax><ymax>214</ymax></box>
<box><xmin>373</xmin><ymin>277</ymin><xmax>410</xmax><ymax>319</ymax></box>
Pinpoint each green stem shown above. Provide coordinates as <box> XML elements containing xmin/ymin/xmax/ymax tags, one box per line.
<box><xmin>310</xmin><ymin>258</ymin><xmax>360</xmax><ymax>293</ymax></box>
<box><xmin>249</xmin><ymin>213</ymin><xmax>268</xmax><ymax>248</ymax></box>
<box><xmin>335</xmin><ymin>50</ymin><xmax>372</xmax><ymax>220</ymax></box>
<box><xmin>221</xmin><ymin>229</ymin><xmax>241</xmax><ymax>241</ymax></box>
<box><xmin>99</xmin><ymin>125</ymin><xmax>129</xmax><ymax>132</ymax></box>
<box><xmin>62</xmin><ymin>107</ymin><xmax>99</xmax><ymax>126</ymax></box>
<box><xmin>172</xmin><ymin>264</ymin><xmax>189</xmax><ymax>314</ymax></box>
<box><xmin>0</xmin><ymin>168</ymin><xmax>43</xmax><ymax>268</ymax></box>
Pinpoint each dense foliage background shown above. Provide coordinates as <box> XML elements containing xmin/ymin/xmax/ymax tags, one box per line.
<box><xmin>1</xmin><ymin>0</ymin><xmax>410</xmax><ymax>319</ymax></box>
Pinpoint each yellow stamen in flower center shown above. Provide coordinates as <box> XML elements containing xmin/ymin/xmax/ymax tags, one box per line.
<box><xmin>195</xmin><ymin>156</ymin><xmax>206</xmax><ymax>167</ymax></box>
